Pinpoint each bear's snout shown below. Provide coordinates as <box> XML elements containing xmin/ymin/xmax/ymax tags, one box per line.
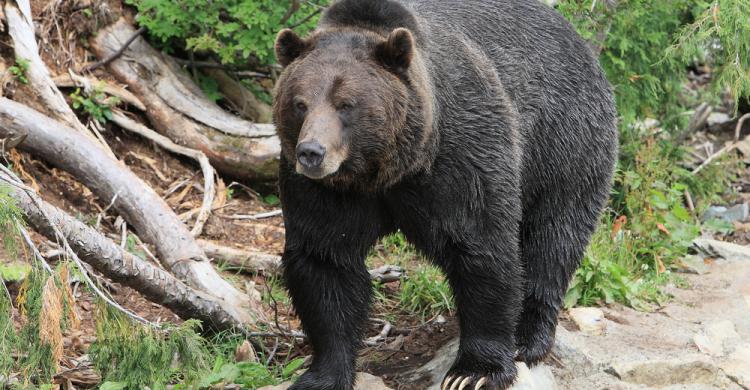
<box><xmin>296</xmin><ymin>141</ymin><xmax>327</xmax><ymax>169</ymax></box>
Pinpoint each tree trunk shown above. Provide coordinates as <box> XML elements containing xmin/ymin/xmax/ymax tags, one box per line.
<box><xmin>0</xmin><ymin>97</ymin><xmax>264</xmax><ymax>324</ymax></box>
<box><xmin>4</xmin><ymin>0</ymin><xmax>105</xmax><ymax>148</ymax></box>
<box><xmin>91</xmin><ymin>19</ymin><xmax>281</xmax><ymax>181</ymax></box>
<box><xmin>3</xmin><ymin>174</ymin><xmax>250</xmax><ymax>331</ymax></box>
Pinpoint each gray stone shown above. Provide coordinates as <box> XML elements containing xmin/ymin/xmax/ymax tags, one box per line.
<box><xmin>408</xmin><ymin>337</ymin><xmax>559</xmax><ymax>390</ymax></box>
<box><xmin>260</xmin><ymin>373</ymin><xmax>392</xmax><ymax>390</ymax></box>
<box><xmin>693</xmin><ymin>238</ymin><xmax>750</xmax><ymax>262</ymax></box>
<box><xmin>511</xmin><ymin>363</ymin><xmax>557</xmax><ymax>390</ymax></box>
<box><xmin>707</xmin><ymin>112</ymin><xmax>732</xmax><ymax>127</ymax></box>
<box><xmin>693</xmin><ymin>320</ymin><xmax>740</xmax><ymax>357</ymax></box>
<box><xmin>551</xmin><ymin>326</ymin><xmax>596</xmax><ymax>376</ymax></box>
<box><xmin>721</xmin><ymin>344</ymin><xmax>750</xmax><ymax>388</ymax></box>
<box><xmin>677</xmin><ymin>255</ymin><xmax>711</xmax><ymax>275</ymax></box>
<box><xmin>703</xmin><ymin>203</ymin><xmax>749</xmax><ymax>223</ymax></box>
<box><xmin>568</xmin><ymin>307</ymin><xmax>607</xmax><ymax>335</ymax></box>
<box><xmin>608</xmin><ymin>356</ymin><xmax>719</xmax><ymax>387</ymax></box>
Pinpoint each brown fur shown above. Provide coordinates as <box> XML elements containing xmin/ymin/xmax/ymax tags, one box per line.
<box><xmin>273</xmin><ymin>27</ymin><xmax>435</xmax><ymax>192</ymax></box>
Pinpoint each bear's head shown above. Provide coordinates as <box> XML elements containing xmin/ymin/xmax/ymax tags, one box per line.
<box><xmin>273</xmin><ymin>26</ymin><xmax>435</xmax><ymax>192</ymax></box>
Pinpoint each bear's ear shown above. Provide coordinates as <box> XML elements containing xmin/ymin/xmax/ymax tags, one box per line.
<box><xmin>275</xmin><ymin>29</ymin><xmax>309</xmax><ymax>67</ymax></box>
<box><xmin>374</xmin><ymin>28</ymin><xmax>415</xmax><ymax>74</ymax></box>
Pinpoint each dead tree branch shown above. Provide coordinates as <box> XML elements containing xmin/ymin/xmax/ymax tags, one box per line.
<box><xmin>81</xmin><ymin>26</ymin><xmax>145</xmax><ymax>73</ymax></box>
<box><xmin>0</xmin><ymin>97</ymin><xmax>264</xmax><ymax>323</ymax></box>
<box><xmin>0</xmin><ymin>169</ymin><xmax>252</xmax><ymax>331</ymax></box>
<box><xmin>111</xmin><ymin>111</ymin><xmax>215</xmax><ymax>237</ymax></box>
<box><xmin>4</xmin><ymin>0</ymin><xmax>112</xmax><ymax>154</ymax></box>
<box><xmin>199</xmin><ymin>239</ymin><xmax>281</xmax><ymax>274</ymax></box>
<box><xmin>91</xmin><ymin>19</ymin><xmax>281</xmax><ymax>181</ymax></box>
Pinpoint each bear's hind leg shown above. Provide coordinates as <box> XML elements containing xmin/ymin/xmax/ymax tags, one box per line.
<box><xmin>515</xmin><ymin>196</ymin><xmax>603</xmax><ymax>366</ymax></box>
<box><xmin>439</xmin><ymin>253</ymin><xmax>524</xmax><ymax>390</ymax></box>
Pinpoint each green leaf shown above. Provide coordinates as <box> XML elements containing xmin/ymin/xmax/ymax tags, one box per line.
<box><xmin>100</xmin><ymin>382</ymin><xmax>128</xmax><ymax>390</ymax></box>
<box><xmin>282</xmin><ymin>358</ymin><xmax>305</xmax><ymax>378</ymax></box>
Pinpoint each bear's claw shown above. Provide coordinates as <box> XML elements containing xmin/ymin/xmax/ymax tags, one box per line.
<box><xmin>441</xmin><ymin>375</ymin><xmax>489</xmax><ymax>390</ymax></box>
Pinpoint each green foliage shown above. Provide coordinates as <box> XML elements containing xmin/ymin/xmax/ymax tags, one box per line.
<box><xmin>70</xmin><ymin>85</ymin><xmax>120</xmax><ymax>124</ymax></box>
<box><xmin>8</xmin><ymin>57</ymin><xmax>30</xmax><ymax>85</ymax></box>
<box><xmin>558</xmin><ymin>0</ymin><xmax>694</xmax><ymax>140</ymax></box>
<box><xmin>670</xmin><ymin>0</ymin><xmax>750</xmax><ymax>111</ymax></box>
<box><xmin>557</xmin><ymin>0</ymin><xmax>749</xmax><ymax>309</ymax></box>
<box><xmin>399</xmin><ymin>265</ymin><xmax>454</xmax><ymax>319</ymax></box>
<box><xmin>90</xmin><ymin>307</ymin><xmax>210</xmax><ymax>389</ymax></box>
<box><xmin>126</xmin><ymin>0</ymin><xmax>326</xmax><ymax>66</ymax></box>
<box><xmin>0</xmin><ymin>281</ymin><xmax>15</xmax><ymax>380</ymax></box>
<box><xmin>0</xmin><ymin>184</ymin><xmax>24</xmax><ymax>257</ymax></box>
<box><xmin>199</xmin><ymin>355</ymin><xmax>304</xmax><ymax>389</ymax></box>
<box><xmin>0</xmin><ymin>263</ymin><xmax>31</xmax><ymax>282</ymax></box>
<box><xmin>261</xmin><ymin>193</ymin><xmax>280</xmax><ymax>206</ymax></box>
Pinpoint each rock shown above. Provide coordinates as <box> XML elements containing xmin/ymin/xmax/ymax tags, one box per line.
<box><xmin>512</xmin><ymin>363</ymin><xmax>557</xmax><ymax>390</ymax></box>
<box><xmin>693</xmin><ymin>320</ymin><xmax>740</xmax><ymax>356</ymax></box>
<box><xmin>677</xmin><ymin>255</ymin><xmax>711</xmax><ymax>275</ymax></box>
<box><xmin>408</xmin><ymin>337</ymin><xmax>559</xmax><ymax>390</ymax></box>
<box><xmin>736</xmin><ymin>137</ymin><xmax>750</xmax><ymax>163</ymax></box>
<box><xmin>259</xmin><ymin>373</ymin><xmax>392</xmax><ymax>390</ymax></box>
<box><xmin>692</xmin><ymin>238</ymin><xmax>750</xmax><ymax>262</ymax></box>
<box><xmin>568</xmin><ymin>307</ymin><xmax>606</xmax><ymax>335</ymax></box>
<box><xmin>721</xmin><ymin>344</ymin><xmax>750</xmax><ymax>388</ymax></box>
<box><xmin>703</xmin><ymin>203</ymin><xmax>749</xmax><ymax>223</ymax></box>
<box><xmin>607</xmin><ymin>356</ymin><xmax>719</xmax><ymax>386</ymax></box>
<box><xmin>707</xmin><ymin>112</ymin><xmax>731</xmax><ymax>127</ymax></box>
<box><xmin>551</xmin><ymin>326</ymin><xmax>596</xmax><ymax>376</ymax></box>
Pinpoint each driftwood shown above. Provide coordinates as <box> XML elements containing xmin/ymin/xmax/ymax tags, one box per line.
<box><xmin>202</xmin><ymin>67</ymin><xmax>273</xmax><ymax>123</ymax></box>
<box><xmin>4</xmin><ymin>0</ymin><xmax>110</xmax><ymax>152</ymax></box>
<box><xmin>91</xmin><ymin>19</ymin><xmax>281</xmax><ymax>181</ymax></box>
<box><xmin>199</xmin><ymin>239</ymin><xmax>281</xmax><ymax>274</ymax></box>
<box><xmin>0</xmin><ymin>97</ymin><xmax>263</xmax><ymax>323</ymax></box>
<box><xmin>1</xmin><ymin>172</ymin><xmax>250</xmax><ymax>331</ymax></box>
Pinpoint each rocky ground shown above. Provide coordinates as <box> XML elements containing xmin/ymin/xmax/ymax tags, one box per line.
<box><xmin>263</xmin><ymin>236</ymin><xmax>750</xmax><ymax>390</ymax></box>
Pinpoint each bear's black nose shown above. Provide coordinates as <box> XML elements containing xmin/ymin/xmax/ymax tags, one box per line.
<box><xmin>296</xmin><ymin>141</ymin><xmax>327</xmax><ymax>169</ymax></box>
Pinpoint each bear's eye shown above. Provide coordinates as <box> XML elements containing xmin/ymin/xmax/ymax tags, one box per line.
<box><xmin>295</xmin><ymin>101</ymin><xmax>308</xmax><ymax>113</ymax></box>
<box><xmin>336</xmin><ymin>102</ymin><xmax>354</xmax><ymax>111</ymax></box>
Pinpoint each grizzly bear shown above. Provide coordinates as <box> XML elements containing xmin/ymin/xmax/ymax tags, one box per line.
<box><xmin>272</xmin><ymin>0</ymin><xmax>618</xmax><ymax>389</ymax></box>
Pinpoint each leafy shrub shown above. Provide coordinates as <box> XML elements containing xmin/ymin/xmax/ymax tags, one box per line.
<box><xmin>90</xmin><ymin>308</ymin><xmax>210</xmax><ymax>388</ymax></box>
<box><xmin>70</xmin><ymin>85</ymin><xmax>120</xmax><ymax>123</ymax></box>
<box><xmin>8</xmin><ymin>57</ymin><xmax>30</xmax><ymax>85</ymax></box>
<box><xmin>557</xmin><ymin>0</ymin><xmax>748</xmax><ymax>308</ymax></box>
<box><xmin>126</xmin><ymin>0</ymin><xmax>327</xmax><ymax>66</ymax></box>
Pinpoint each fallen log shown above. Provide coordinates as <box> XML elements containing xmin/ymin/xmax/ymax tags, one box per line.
<box><xmin>202</xmin><ymin>67</ymin><xmax>273</xmax><ymax>123</ymax></box>
<box><xmin>4</xmin><ymin>0</ymin><xmax>110</xmax><ymax>152</ymax></box>
<box><xmin>111</xmin><ymin>111</ymin><xmax>215</xmax><ymax>238</ymax></box>
<box><xmin>0</xmin><ymin>97</ymin><xmax>263</xmax><ymax>324</ymax></box>
<box><xmin>1</xmin><ymin>170</ymin><xmax>250</xmax><ymax>331</ymax></box>
<box><xmin>91</xmin><ymin>19</ymin><xmax>281</xmax><ymax>181</ymax></box>
<box><xmin>199</xmin><ymin>239</ymin><xmax>281</xmax><ymax>274</ymax></box>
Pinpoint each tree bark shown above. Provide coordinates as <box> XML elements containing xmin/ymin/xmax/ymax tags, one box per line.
<box><xmin>4</xmin><ymin>0</ymin><xmax>105</xmax><ymax>147</ymax></box>
<box><xmin>199</xmin><ymin>239</ymin><xmax>281</xmax><ymax>274</ymax></box>
<box><xmin>202</xmin><ymin>67</ymin><xmax>273</xmax><ymax>123</ymax></box>
<box><xmin>91</xmin><ymin>19</ymin><xmax>281</xmax><ymax>181</ymax></box>
<box><xmin>2</xmin><ymin>174</ymin><xmax>250</xmax><ymax>331</ymax></box>
<box><xmin>0</xmin><ymin>97</ymin><xmax>263</xmax><ymax>323</ymax></box>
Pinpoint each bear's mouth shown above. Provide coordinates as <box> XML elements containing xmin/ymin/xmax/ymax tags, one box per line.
<box><xmin>295</xmin><ymin>144</ymin><xmax>348</xmax><ymax>180</ymax></box>
<box><xmin>295</xmin><ymin>158</ymin><xmax>344</xmax><ymax>180</ymax></box>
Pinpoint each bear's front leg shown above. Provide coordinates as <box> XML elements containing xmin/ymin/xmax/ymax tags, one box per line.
<box><xmin>284</xmin><ymin>248</ymin><xmax>373</xmax><ymax>390</ymax></box>
<box><xmin>440</xmin><ymin>255</ymin><xmax>524</xmax><ymax>390</ymax></box>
